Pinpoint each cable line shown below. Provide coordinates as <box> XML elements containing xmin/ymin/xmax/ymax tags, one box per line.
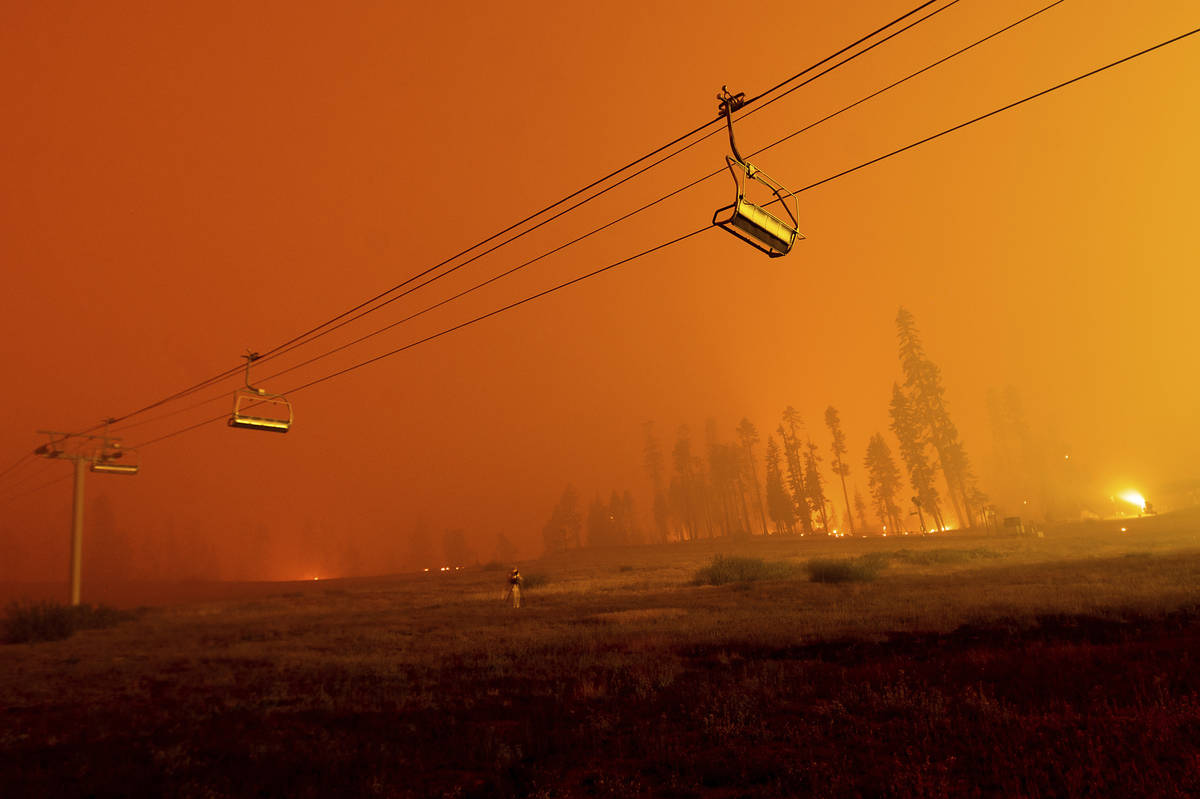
<box><xmin>109</xmin><ymin>0</ymin><xmax>972</xmax><ymax>437</ymax></box>
<box><xmin>0</xmin><ymin>471</ymin><xmax>72</xmax><ymax>506</ymax></box>
<box><xmin>744</xmin><ymin>1</ymin><xmax>944</xmax><ymax>105</ymax></box>
<box><xmin>232</xmin><ymin>0</ymin><xmax>943</xmax><ymax>358</ymax></box>
<box><xmin>194</xmin><ymin>0</ymin><xmax>1054</xmax><ymax>393</ymax></box>
<box><xmin>203</xmin><ymin>0</ymin><xmax>963</xmax><ymax>379</ymax></box>
<box><xmin>128</xmin><ymin>225</ymin><xmax>714</xmax><ymax>450</ymax></box>
<box><xmin>0</xmin><ymin>452</ymin><xmax>34</xmax><ymax>482</ymax></box>
<box><xmin>119</xmin><ymin>22</ymin><xmax>1200</xmax><ymax>454</ymax></box>
<box><xmin>796</xmin><ymin>24</ymin><xmax>1200</xmax><ymax>195</ymax></box>
<box><xmin>0</xmin><ymin>459</ymin><xmax>59</xmax><ymax>497</ymax></box>
<box><xmin>59</xmin><ymin>0</ymin><xmax>948</xmax><ymax>436</ymax></box>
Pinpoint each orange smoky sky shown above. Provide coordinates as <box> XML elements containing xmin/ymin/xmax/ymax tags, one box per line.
<box><xmin>1</xmin><ymin>1</ymin><xmax>1197</xmax><ymax>588</ymax></box>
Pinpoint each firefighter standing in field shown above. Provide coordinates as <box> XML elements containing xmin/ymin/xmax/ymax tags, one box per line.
<box><xmin>504</xmin><ymin>568</ymin><xmax>522</xmax><ymax>608</ymax></box>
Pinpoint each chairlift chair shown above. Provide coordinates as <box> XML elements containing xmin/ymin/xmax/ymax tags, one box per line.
<box><xmin>711</xmin><ymin>86</ymin><xmax>804</xmax><ymax>257</ymax></box>
<box><xmin>91</xmin><ymin>445</ymin><xmax>139</xmax><ymax>475</ymax></box>
<box><xmin>229</xmin><ymin>353</ymin><xmax>293</xmax><ymax>433</ymax></box>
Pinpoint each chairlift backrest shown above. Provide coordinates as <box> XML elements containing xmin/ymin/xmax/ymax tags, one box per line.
<box><xmin>712</xmin><ymin>157</ymin><xmax>803</xmax><ymax>258</ymax></box>
<box><xmin>712</xmin><ymin>86</ymin><xmax>803</xmax><ymax>257</ymax></box>
<box><xmin>229</xmin><ymin>389</ymin><xmax>293</xmax><ymax>433</ymax></box>
<box><xmin>91</xmin><ymin>459</ymin><xmax>139</xmax><ymax>475</ymax></box>
<box><xmin>228</xmin><ymin>352</ymin><xmax>293</xmax><ymax>433</ymax></box>
<box><xmin>91</xmin><ymin>442</ymin><xmax>139</xmax><ymax>475</ymax></box>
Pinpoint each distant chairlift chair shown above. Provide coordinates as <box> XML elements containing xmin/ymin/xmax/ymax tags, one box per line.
<box><xmin>711</xmin><ymin>86</ymin><xmax>804</xmax><ymax>257</ymax></box>
<box><xmin>90</xmin><ymin>440</ymin><xmax>139</xmax><ymax>475</ymax></box>
<box><xmin>229</xmin><ymin>352</ymin><xmax>293</xmax><ymax>433</ymax></box>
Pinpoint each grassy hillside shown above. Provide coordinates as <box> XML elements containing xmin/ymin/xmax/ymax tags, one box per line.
<box><xmin>3</xmin><ymin>512</ymin><xmax>1198</xmax><ymax>797</ymax></box>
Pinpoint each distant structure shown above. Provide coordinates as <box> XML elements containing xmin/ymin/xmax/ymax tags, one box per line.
<box><xmin>33</xmin><ymin>429</ymin><xmax>139</xmax><ymax>605</ymax></box>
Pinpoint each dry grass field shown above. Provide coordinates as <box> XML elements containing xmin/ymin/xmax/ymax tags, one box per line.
<box><xmin>3</xmin><ymin>511</ymin><xmax>1199</xmax><ymax>797</ymax></box>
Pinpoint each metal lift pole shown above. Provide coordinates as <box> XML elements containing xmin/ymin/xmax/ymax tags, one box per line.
<box><xmin>69</xmin><ymin>456</ymin><xmax>86</xmax><ymax>606</ymax></box>
<box><xmin>36</xmin><ymin>430</ymin><xmax>137</xmax><ymax>606</ymax></box>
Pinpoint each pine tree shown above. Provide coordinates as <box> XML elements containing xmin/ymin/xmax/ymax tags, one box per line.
<box><xmin>779</xmin><ymin>406</ymin><xmax>814</xmax><ymax>535</ymax></box>
<box><xmin>889</xmin><ymin>383</ymin><xmax>945</xmax><ymax>531</ymax></box>
<box><xmin>987</xmin><ymin>386</ymin><xmax>1040</xmax><ymax>518</ymax></box>
<box><xmin>895</xmin><ymin>308</ymin><xmax>980</xmax><ymax>527</ymax></box>
<box><xmin>643</xmin><ymin>422</ymin><xmax>670</xmax><ymax>542</ymax></box>
<box><xmin>706</xmin><ymin>419</ymin><xmax>739</xmax><ymax>538</ymax></box>
<box><xmin>672</xmin><ymin>427</ymin><xmax>701</xmax><ymax>540</ymax></box>
<box><xmin>864</xmin><ymin>433</ymin><xmax>904</xmax><ymax>534</ymax></box>
<box><xmin>824</xmin><ymin>406</ymin><xmax>855</xmax><ymax>535</ymax></box>
<box><xmin>854</xmin><ymin>488</ymin><xmax>871</xmax><ymax>533</ymax></box>
<box><xmin>586</xmin><ymin>495</ymin><xmax>609</xmax><ymax>547</ymax></box>
<box><xmin>764</xmin><ymin>435</ymin><xmax>796</xmax><ymax>534</ymax></box>
<box><xmin>804</xmin><ymin>439</ymin><xmax>830</xmax><ymax>533</ymax></box>
<box><xmin>736</xmin><ymin>418</ymin><xmax>769</xmax><ymax>536</ymax></box>
<box><xmin>542</xmin><ymin>484</ymin><xmax>582</xmax><ymax>552</ymax></box>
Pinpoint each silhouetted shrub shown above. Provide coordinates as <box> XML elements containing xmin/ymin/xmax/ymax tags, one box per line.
<box><xmin>481</xmin><ymin>561</ymin><xmax>505</xmax><ymax>571</ymax></box>
<box><xmin>889</xmin><ymin>548</ymin><xmax>1000</xmax><ymax>565</ymax></box>
<box><xmin>694</xmin><ymin>556</ymin><xmax>798</xmax><ymax>586</ymax></box>
<box><xmin>2</xmin><ymin>601</ymin><xmax>130</xmax><ymax>644</ymax></box>
<box><xmin>806</xmin><ymin>555</ymin><xmax>884</xmax><ymax>583</ymax></box>
<box><xmin>521</xmin><ymin>573</ymin><xmax>549</xmax><ymax>589</ymax></box>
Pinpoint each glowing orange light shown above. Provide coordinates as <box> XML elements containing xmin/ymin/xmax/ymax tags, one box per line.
<box><xmin>1118</xmin><ymin>490</ymin><xmax>1146</xmax><ymax>510</ymax></box>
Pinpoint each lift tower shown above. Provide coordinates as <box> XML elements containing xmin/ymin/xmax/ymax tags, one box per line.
<box><xmin>34</xmin><ymin>430</ymin><xmax>139</xmax><ymax>605</ymax></box>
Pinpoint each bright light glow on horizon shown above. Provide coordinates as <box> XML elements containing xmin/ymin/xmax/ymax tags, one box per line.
<box><xmin>1118</xmin><ymin>490</ymin><xmax>1146</xmax><ymax>510</ymax></box>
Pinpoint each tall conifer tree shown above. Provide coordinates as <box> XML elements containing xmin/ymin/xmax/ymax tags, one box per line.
<box><xmin>824</xmin><ymin>406</ymin><xmax>855</xmax><ymax>535</ymax></box>
<box><xmin>864</xmin><ymin>433</ymin><xmax>904</xmax><ymax>534</ymax></box>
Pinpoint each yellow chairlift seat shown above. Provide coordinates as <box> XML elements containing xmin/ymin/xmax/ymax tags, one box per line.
<box><xmin>711</xmin><ymin>86</ymin><xmax>803</xmax><ymax>257</ymax></box>
<box><xmin>228</xmin><ymin>352</ymin><xmax>294</xmax><ymax>433</ymax></box>
<box><xmin>91</xmin><ymin>459</ymin><xmax>139</xmax><ymax>475</ymax></box>
<box><xmin>712</xmin><ymin>157</ymin><xmax>803</xmax><ymax>257</ymax></box>
<box><xmin>91</xmin><ymin>441</ymin><xmax>139</xmax><ymax>475</ymax></box>
<box><xmin>229</xmin><ymin>389</ymin><xmax>293</xmax><ymax>433</ymax></box>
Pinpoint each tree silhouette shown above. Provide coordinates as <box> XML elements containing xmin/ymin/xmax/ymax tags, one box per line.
<box><xmin>987</xmin><ymin>385</ymin><xmax>1041</xmax><ymax>518</ymax></box>
<box><xmin>778</xmin><ymin>407</ymin><xmax>814</xmax><ymax>535</ymax></box>
<box><xmin>853</xmin><ymin>488</ymin><xmax>871</xmax><ymax>533</ymax></box>
<box><xmin>542</xmin><ymin>484</ymin><xmax>582</xmax><ymax>552</ymax></box>
<box><xmin>705</xmin><ymin>419</ymin><xmax>740</xmax><ymax>538</ymax></box>
<box><xmin>671</xmin><ymin>426</ymin><xmax>703</xmax><ymax>540</ymax></box>
<box><xmin>586</xmin><ymin>495</ymin><xmax>610</xmax><ymax>548</ymax></box>
<box><xmin>643</xmin><ymin>422</ymin><xmax>671</xmax><ymax>542</ymax></box>
<box><xmin>895</xmin><ymin>308</ymin><xmax>981</xmax><ymax>527</ymax></box>
<box><xmin>889</xmin><ymin>383</ymin><xmax>945</xmax><ymax>531</ymax></box>
<box><xmin>737</xmin><ymin>417</ymin><xmax>769</xmax><ymax>536</ymax></box>
<box><xmin>824</xmin><ymin>406</ymin><xmax>855</xmax><ymax>535</ymax></box>
<box><xmin>864</xmin><ymin>433</ymin><xmax>903</xmax><ymax>534</ymax></box>
<box><xmin>764</xmin><ymin>435</ymin><xmax>796</xmax><ymax>534</ymax></box>
<box><xmin>804</xmin><ymin>439</ymin><xmax>830</xmax><ymax>533</ymax></box>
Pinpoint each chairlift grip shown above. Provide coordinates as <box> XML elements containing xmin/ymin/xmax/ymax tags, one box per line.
<box><xmin>717</xmin><ymin>86</ymin><xmax>748</xmax><ymax>166</ymax></box>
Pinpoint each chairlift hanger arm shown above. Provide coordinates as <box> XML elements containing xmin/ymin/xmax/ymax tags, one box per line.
<box><xmin>717</xmin><ymin>86</ymin><xmax>748</xmax><ymax>166</ymax></box>
<box><xmin>242</xmin><ymin>352</ymin><xmax>264</xmax><ymax>394</ymax></box>
<box><xmin>713</xmin><ymin>85</ymin><xmax>802</xmax><ymax>257</ymax></box>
